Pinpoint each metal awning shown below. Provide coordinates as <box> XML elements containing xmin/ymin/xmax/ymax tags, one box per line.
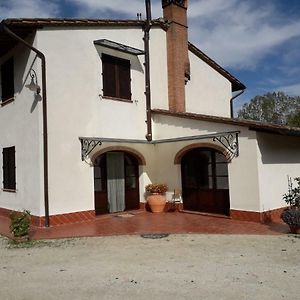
<box><xmin>79</xmin><ymin>131</ymin><xmax>240</xmax><ymax>161</ymax></box>
<box><xmin>93</xmin><ymin>39</ymin><xmax>145</xmax><ymax>55</ymax></box>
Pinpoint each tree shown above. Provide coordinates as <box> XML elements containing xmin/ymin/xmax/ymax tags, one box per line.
<box><xmin>288</xmin><ymin>111</ymin><xmax>300</xmax><ymax>127</ymax></box>
<box><xmin>237</xmin><ymin>91</ymin><xmax>300</xmax><ymax>127</ymax></box>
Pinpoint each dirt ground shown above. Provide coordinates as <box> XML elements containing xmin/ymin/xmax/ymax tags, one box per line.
<box><xmin>0</xmin><ymin>234</ymin><xmax>299</xmax><ymax>300</ymax></box>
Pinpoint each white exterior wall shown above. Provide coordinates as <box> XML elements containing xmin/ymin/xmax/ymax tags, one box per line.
<box><xmin>152</xmin><ymin>114</ymin><xmax>261</xmax><ymax>212</ymax></box>
<box><xmin>185</xmin><ymin>51</ymin><xmax>232</xmax><ymax>117</ymax></box>
<box><xmin>149</xmin><ymin>28</ymin><xmax>169</xmax><ymax>110</ymax></box>
<box><xmin>0</xmin><ymin>35</ymin><xmax>43</xmax><ymax>215</ymax></box>
<box><xmin>256</xmin><ymin>133</ymin><xmax>300</xmax><ymax>212</ymax></box>
<box><xmin>36</xmin><ymin>26</ymin><xmax>168</xmax><ymax>215</ymax></box>
<box><xmin>3</xmin><ymin>25</ymin><xmax>298</xmax><ymax>217</ymax></box>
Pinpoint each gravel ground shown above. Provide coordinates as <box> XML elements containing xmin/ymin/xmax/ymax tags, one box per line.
<box><xmin>0</xmin><ymin>234</ymin><xmax>299</xmax><ymax>300</ymax></box>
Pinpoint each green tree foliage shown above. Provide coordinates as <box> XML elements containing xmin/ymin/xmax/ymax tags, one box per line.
<box><xmin>287</xmin><ymin>110</ymin><xmax>300</xmax><ymax>127</ymax></box>
<box><xmin>237</xmin><ymin>92</ymin><xmax>300</xmax><ymax>127</ymax></box>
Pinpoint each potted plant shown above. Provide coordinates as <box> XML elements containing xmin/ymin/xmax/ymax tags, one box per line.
<box><xmin>281</xmin><ymin>177</ymin><xmax>300</xmax><ymax>234</ymax></box>
<box><xmin>9</xmin><ymin>210</ymin><xmax>31</xmax><ymax>241</ymax></box>
<box><xmin>145</xmin><ymin>183</ymin><xmax>168</xmax><ymax>213</ymax></box>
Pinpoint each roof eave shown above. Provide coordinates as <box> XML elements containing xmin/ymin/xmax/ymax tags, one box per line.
<box><xmin>151</xmin><ymin>109</ymin><xmax>300</xmax><ymax>138</ymax></box>
<box><xmin>188</xmin><ymin>42</ymin><xmax>246</xmax><ymax>92</ymax></box>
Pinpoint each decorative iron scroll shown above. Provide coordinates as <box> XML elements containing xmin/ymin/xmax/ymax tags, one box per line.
<box><xmin>213</xmin><ymin>132</ymin><xmax>239</xmax><ymax>159</ymax></box>
<box><xmin>80</xmin><ymin>138</ymin><xmax>102</xmax><ymax>161</ymax></box>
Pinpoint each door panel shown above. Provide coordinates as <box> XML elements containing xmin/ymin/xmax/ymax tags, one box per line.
<box><xmin>94</xmin><ymin>152</ymin><xmax>140</xmax><ymax>215</ymax></box>
<box><xmin>124</xmin><ymin>154</ymin><xmax>139</xmax><ymax>210</ymax></box>
<box><xmin>94</xmin><ymin>155</ymin><xmax>108</xmax><ymax>215</ymax></box>
<box><xmin>181</xmin><ymin>148</ymin><xmax>230</xmax><ymax>216</ymax></box>
<box><xmin>107</xmin><ymin>152</ymin><xmax>125</xmax><ymax>213</ymax></box>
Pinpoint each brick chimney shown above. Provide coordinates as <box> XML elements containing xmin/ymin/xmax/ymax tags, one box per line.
<box><xmin>162</xmin><ymin>0</ymin><xmax>190</xmax><ymax>112</ymax></box>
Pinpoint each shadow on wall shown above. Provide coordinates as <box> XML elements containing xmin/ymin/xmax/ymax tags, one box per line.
<box><xmin>30</xmin><ymin>93</ymin><xmax>42</xmax><ymax>113</ymax></box>
<box><xmin>94</xmin><ymin>45</ymin><xmax>144</xmax><ymax>73</ymax></box>
<box><xmin>257</xmin><ymin>132</ymin><xmax>300</xmax><ymax>164</ymax></box>
<box><xmin>13</xmin><ymin>33</ymin><xmax>41</xmax><ymax>113</ymax></box>
<box><xmin>153</xmin><ymin>114</ymin><xmax>257</xmax><ymax>141</ymax></box>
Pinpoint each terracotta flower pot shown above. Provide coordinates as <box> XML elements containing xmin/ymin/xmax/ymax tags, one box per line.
<box><xmin>147</xmin><ymin>193</ymin><xmax>166</xmax><ymax>213</ymax></box>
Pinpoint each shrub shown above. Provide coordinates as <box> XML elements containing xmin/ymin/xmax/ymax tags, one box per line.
<box><xmin>281</xmin><ymin>177</ymin><xmax>300</xmax><ymax>228</ymax></box>
<box><xmin>281</xmin><ymin>209</ymin><xmax>300</xmax><ymax>226</ymax></box>
<box><xmin>282</xmin><ymin>176</ymin><xmax>300</xmax><ymax>207</ymax></box>
<box><xmin>9</xmin><ymin>210</ymin><xmax>31</xmax><ymax>237</ymax></box>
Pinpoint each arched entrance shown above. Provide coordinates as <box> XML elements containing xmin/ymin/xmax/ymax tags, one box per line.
<box><xmin>181</xmin><ymin>147</ymin><xmax>230</xmax><ymax>215</ymax></box>
<box><xmin>93</xmin><ymin>151</ymin><xmax>140</xmax><ymax>215</ymax></box>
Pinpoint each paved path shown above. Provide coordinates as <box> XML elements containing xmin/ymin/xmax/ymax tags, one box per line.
<box><xmin>0</xmin><ymin>234</ymin><xmax>299</xmax><ymax>300</ymax></box>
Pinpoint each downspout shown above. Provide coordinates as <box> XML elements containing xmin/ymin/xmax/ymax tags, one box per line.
<box><xmin>2</xmin><ymin>24</ymin><xmax>50</xmax><ymax>227</ymax></box>
<box><xmin>230</xmin><ymin>89</ymin><xmax>245</xmax><ymax>118</ymax></box>
<box><xmin>144</xmin><ymin>0</ymin><xmax>152</xmax><ymax>141</ymax></box>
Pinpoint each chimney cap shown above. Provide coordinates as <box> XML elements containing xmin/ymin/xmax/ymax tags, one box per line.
<box><xmin>162</xmin><ymin>0</ymin><xmax>187</xmax><ymax>9</ymax></box>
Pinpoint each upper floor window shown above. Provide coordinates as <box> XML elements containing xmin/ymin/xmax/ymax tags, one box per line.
<box><xmin>1</xmin><ymin>57</ymin><xmax>14</xmax><ymax>104</ymax></box>
<box><xmin>101</xmin><ymin>54</ymin><xmax>131</xmax><ymax>101</ymax></box>
<box><xmin>2</xmin><ymin>146</ymin><xmax>16</xmax><ymax>191</ymax></box>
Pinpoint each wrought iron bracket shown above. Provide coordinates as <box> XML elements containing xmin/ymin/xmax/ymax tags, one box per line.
<box><xmin>213</xmin><ymin>132</ymin><xmax>239</xmax><ymax>159</ymax></box>
<box><xmin>80</xmin><ymin>138</ymin><xmax>102</xmax><ymax>161</ymax></box>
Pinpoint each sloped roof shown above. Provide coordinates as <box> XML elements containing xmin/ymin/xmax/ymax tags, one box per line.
<box><xmin>188</xmin><ymin>43</ymin><xmax>246</xmax><ymax>92</ymax></box>
<box><xmin>0</xmin><ymin>18</ymin><xmax>245</xmax><ymax>91</ymax></box>
<box><xmin>0</xmin><ymin>18</ymin><xmax>160</xmax><ymax>57</ymax></box>
<box><xmin>152</xmin><ymin>109</ymin><xmax>300</xmax><ymax>137</ymax></box>
<box><xmin>1</xmin><ymin>18</ymin><xmax>151</xmax><ymax>27</ymax></box>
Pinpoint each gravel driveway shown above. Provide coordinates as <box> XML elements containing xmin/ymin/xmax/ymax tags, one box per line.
<box><xmin>0</xmin><ymin>234</ymin><xmax>299</xmax><ymax>300</ymax></box>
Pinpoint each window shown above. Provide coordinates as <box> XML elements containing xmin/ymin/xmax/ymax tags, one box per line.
<box><xmin>102</xmin><ymin>54</ymin><xmax>131</xmax><ymax>100</ymax></box>
<box><xmin>181</xmin><ymin>148</ymin><xmax>229</xmax><ymax>190</ymax></box>
<box><xmin>1</xmin><ymin>58</ymin><xmax>14</xmax><ymax>103</ymax></box>
<box><xmin>3</xmin><ymin>146</ymin><xmax>16</xmax><ymax>191</ymax></box>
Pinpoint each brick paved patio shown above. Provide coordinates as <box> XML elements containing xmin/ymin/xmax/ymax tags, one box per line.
<box><xmin>0</xmin><ymin>210</ymin><xmax>290</xmax><ymax>240</ymax></box>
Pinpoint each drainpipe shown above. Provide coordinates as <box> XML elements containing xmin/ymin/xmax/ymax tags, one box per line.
<box><xmin>144</xmin><ymin>0</ymin><xmax>152</xmax><ymax>141</ymax></box>
<box><xmin>230</xmin><ymin>89</ymin><xmax>245</xmax><ymax>118</ymax></box>
<box><xmin>1</xmin><ymin>24</ymin><xmax>50</xmax><ymax>227</ymax></box>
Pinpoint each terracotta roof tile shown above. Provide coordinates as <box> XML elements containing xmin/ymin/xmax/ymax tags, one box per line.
<box><xmin>1</xmin><ymin>18</ymin><xmax>163</xmax><ymax>28</ymax></box>
<box><xmin>152</xmin><ymin>109</ymin><xmax>300</xmax><ymax>137</ymax></box>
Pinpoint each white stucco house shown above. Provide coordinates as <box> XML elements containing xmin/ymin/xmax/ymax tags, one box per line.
<box><xmin>0</xmin><ymin>0</ymin><xmax>299</xmax><ymax>227</ymax></box>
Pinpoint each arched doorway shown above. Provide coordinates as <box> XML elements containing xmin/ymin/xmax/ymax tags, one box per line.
<box><xmin>181</xmin><ymin>147</ymin><xmax>230</xmax><ymax>215</ymax></box>
<box><xmin>93</xmin><ymin>151</ymin><xmax>140</xmax><ymax>214</ymax></box>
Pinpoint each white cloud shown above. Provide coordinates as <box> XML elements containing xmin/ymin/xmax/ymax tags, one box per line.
<box><xmin>1</xmin><ymin>0</ymin><xmax>299</xmax><ymax>76</ymax></box>
<box><xmin>276</xmin><ymin>83</ymin><xmax>300</xmax><ymax>97</ymax></box>
<box><xmin>66</xmin><ymin>0</ymin><xmax>300</xmax><ymax>72</ymax></box>
<box><xmin>0</xmin><ymin>0</ymin><xmax>60</xmax><ymax>20</ymax></box>
<box><xmin>66</xmin><ymin>0</ymin><xmax>163</xmax><ymax>19</ymax></box>
<box><xmin>187</xmin><ymin>0</ymin><xmax>300</xmax><ymax>70</ymax></box>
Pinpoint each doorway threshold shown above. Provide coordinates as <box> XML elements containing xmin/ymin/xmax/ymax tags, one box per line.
<box><xmin>180</xmin><ymin>210</ymin><xmax>231</xmax><ymax>219</ymax></box>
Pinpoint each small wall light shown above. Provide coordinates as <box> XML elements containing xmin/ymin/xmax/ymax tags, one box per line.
<box><xmin>25</xmin><ymin>69</ymin><xmax>41</xmax><ymax>94</ymax></box>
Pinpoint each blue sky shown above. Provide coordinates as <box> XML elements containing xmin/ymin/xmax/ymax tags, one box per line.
<box><xmin>1</xmin><ymin>0</ymin><xmax>300</xmax><ymax>112</ymax></box>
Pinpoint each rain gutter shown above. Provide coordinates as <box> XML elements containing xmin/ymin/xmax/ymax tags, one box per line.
<box><xmin>230</xmin><ymin>89</ymin><xmax>245</xmax><ymax>118</ymax></box>
<box><xmin>144</xmin><ymin>0</ymin><xmax>152</xmax><ymax>141</ymax></box>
